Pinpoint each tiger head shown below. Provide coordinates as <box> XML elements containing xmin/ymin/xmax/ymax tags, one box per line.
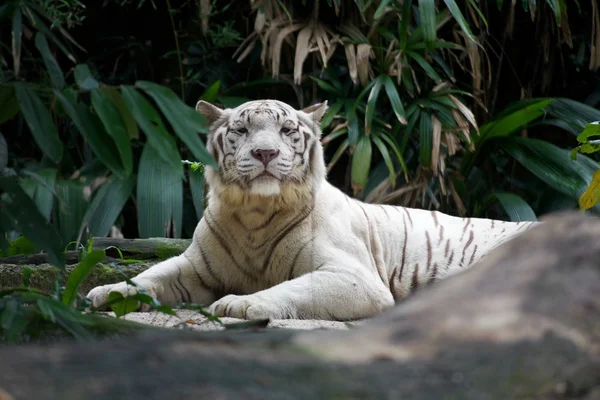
<box><xmin>196</xmin><ymin>99</ymin><xmax>328</xmax><ymax>209</ymax></box>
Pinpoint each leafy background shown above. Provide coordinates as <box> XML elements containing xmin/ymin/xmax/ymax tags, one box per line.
<box><xmin>1</xmin><ymin>0</ymin><xmax>600</xmax><ymax>265</ymax></box>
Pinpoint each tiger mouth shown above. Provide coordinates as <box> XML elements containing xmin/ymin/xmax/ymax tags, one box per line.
<box><xmin>251</xmin><ymin>171</ymin><xmax>280</xmax><ymax>181</ymax></box>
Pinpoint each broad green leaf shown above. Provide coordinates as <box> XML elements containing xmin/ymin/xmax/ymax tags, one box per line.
<box><xmin>91</xmin><ymin>88</ymin><xmax>133</xmax><ymax>176</ymax></box>
<box><xmin>24</xmin><ymin>168</ymin><xmax>58</xmax><ymax>222</ymax></box>
<box><xmin>372</xmin><ymin>134</ymin><xmax>396</xmax><ymax>188</ymax></box>
<box><xmin>309</xmin><ymin>77</ymin><xmax>343</xmax><ymax>96</ymax></box>
<box><xmin>74</xmin><ymin>64</ymin><xmax>99</xmax><ymax>90</ymax></box>
<box><xmin>418</xmin><ymin>0</ymin><xmax>437</xmax><ymax>50</ymax></box>
<box><xmin>479</xmin><ymin>99</ymin><xmax>552</xmax><ymax>142</ymax></box>
<box><xmin>0</xmin><ymin>236</ymin><xmax>35</xmax><ymax>257</ymax></box>
<box><xmin>216</xmin><ymin>96</ymin><xmax>251</xmax><ymax>108</ymax></box>
<box><xmin>419</xmin><ymin>112</ymin><xmax>433</xmax><ymax>167</ymax></box>
<box><xmin>201</xmin><ymin>80</ymin><xmax>221</xmax><ymax>102</ymax></box>
<box><xmin>546</xmin><ymin>98</ymin><xmax>600</xmax><ymax>132</ymax></box>
<box><xmin>55</xmin><ymin>91</ymin><xmax>125</xmax><ymax>177</ymax></box>
<box><xmin>101</xmin><ymin>87</ymin><xmax>139</xmax><ymax>139</ymax></box>
<box><xmin>120</xmin><ymin>86</ymin><xmax>181</xmax><ymax>170</ymax></box>
<box><xmin>493</xmin><ymin>192</ymin><xmax>537</xmax><ymax>221</ymax></box>
<box><xmin>347</xmin><ymin>108</ymin><xmax>360</xmax><ymax>147</ymax></box>
<box><xmin>55</xmin><ymin>180</ymin><xmax>88</xmax><ymax>245</ymax></box>
<box><xmin>108</xmin><ymin>292</ymin><xmax>140</xmax><ymax>318</ymax></box>
<box><xmin>62</xmin><ymin>249</ymin><xmax>106</xmax><ymax>306</ymax></box>
<box><xmin>189</xmin><ymin>168</ymin><xmax>206</xmax><ymax>220</ymax></box>
<box><xmin>501</xmin><ymin>137</ymin><xmax>588</xmax><ymax>201</ymax></box>
<box><xmin>351</xmin><ymin>135</ymin><xmax>373</xmax><ymax>194</ymax></box>
<box><xmin>14</xmin><ymin>85</ymin><xmax>63</xmax><ymax>163</ymax></box>
<box><xmin>81</xmin><ymin>176</ymin><xmax>135</xmax><ymax>237</ymax></box>
<box><xmin>135</xmin><ymin>81</ymin><xmax>215</xmax><ymax>167</ymax></box>
<box><xmin>579</xmin><ymin>170</ymin><xmax>600</xmax><ymax>211</ymax></box>
<box><xmin>11</xmin><ymin>8</ymin><xmax>22</xmax><ymax>76</ymax></box>
<box><xmin>443</xmin><ymin>0</ymin><xmax>477</xmax><ymax>43</ymax></box>
<box><xmin>137</xmin><ymin>142</ymin><xmax>183</xmax><ymax>238</ymax></box>
<box><xmin>382</xmin><ymin>75</ymin><xmax>407</xmax><ymax>125</ymax></box>
<box><xmin>365</xmin><ymin>76</ymin><xmax>384</xmax><ymax>136</ymax></box>
<box><xmin>34</xmin><ymin>33</ymin><xmax>65</xmax><ymax>89</ymax></box>
<box><xmin>0</xmin><ymin>176</ymin><xmax>65</xmax><ymax>268</ymax></box>
<box><xmin>320</xmin><ymin>101</ymin><xmax>343</xmax><ymax>130</ymax></box>
<box><xmin>0</xmin><ymin>85</ymin><xmax>20</xmax><ymax>124</ymax></box>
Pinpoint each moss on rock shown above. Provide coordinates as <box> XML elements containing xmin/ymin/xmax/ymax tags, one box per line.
<box><xmin>0</xmin><ymin>262</ymin><xmax>153</xmax><ymax>294</ymax></box>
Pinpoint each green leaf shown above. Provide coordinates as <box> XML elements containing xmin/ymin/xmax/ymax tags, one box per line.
<box><xmin>55</xmin><ymin>91</ymin><xmax>125</xmax><ymax>177</ymax></box>
<box><xmin>189</xmin><ymin>167</ymin><xmax>206</xmax><ymax>220</ymax></box>
<box><xmin>11</xmin><ymin>8</ymin><xmax>22</xmax><ymax>76</ymax></box>
<box><xmin>135</xmin><ymin>81</ymin><xmax>215</xmax><ymax>167</ymax></box>
<box><xmin>575</xmin><ymin>122</ymin><xmax>600</xmax><ymax>143</ymax></box>
<box><xmin>0</xmin><ymin>176</ymin><xmax>65</xmax><ymax>268</ymax></box>
<box><xmin>372</xmin><ymin>134</ymin><xmax>396</xmax><ymax>188</ymax></box>
<box><xmin>34</xmin><ymin>32</ymin><xmax>65</xmax><ymax>89</ymax></box>
<box><xmin>74</xmin><ymin>64</ymin><xmax>99</xmax><ymax>90</ymax></box>
<box><xmin>376</xmin><ymin>131</ymin><xmax>409</xmax><ymax>180</ymax></box>
<box><xmin>137</xmin><ymin>142</ymin><xmax>183</xmax><ymax>238</ymax></box>
<box><xmin>374</xmin><ymin>0</ymin><xmax>392</xmax><ymax>20</ymax></box>
<box><xmin>493</xmin><ymin>192</ymin><xmax>537</xmax><ymax>222</ymax></box>
<box><xmin>320</xmin><ymin>101</ymin><xmax>343</xmax><ymax>130</ymax></box>
<box><xmin>419</xmin><ymin>112</ymin><xmax>433</xmax><ymax>167</ymax></box>
<box><xmin>81</xmin><ymin>176</ymin><xmax>135</xmax><ymax>238</ymax></box>
<box><xmin>120</xmin><ymin>85</ymin><xmax>182</xmax><ymax>170</ymax></box>
<box><xmin>351</xmin><ymin>135</ymin><xmax>373</xmax><ymax>194</ymax></box>
<box><xmin>29</xmin><ymin>168</ymin><xmax>58</xmax><ymax>222</ymax></box>
<box><xmin>0</xmin><ymin>85</ymin><xmax>20</xmax><ymax>124</ymax></box>
<box><xmin>365</xmin><ymin>76</ymin><xmax>384</xmax><ymax>136</ymax></box>
<box><xmin>54</xmin><ymin>180</ymin><xmax>88</xmax><ymax>245</ymax></box>
<box><xmin>479</xmin><ymin>99</ymin><xmax>552</xmax><ymax>142</ymax></box>
<box><xmin>0</xmin><ymin>236</ymin><xmax>35</xmax><ymax>257</ymax></box>
<box><xmin>101</xmin><ymin>87</ymin><xmax>139</xmax><ymax>139</ymax></box>
<box><xmin>216</xmin><ymin>96</ymin><xmax>251</xmax><ymax>108</ymax></box>
<box><xmin>347</xmin><ymin>108</ymin><xmax>360</xmax><ymax>147</ymax></box>
<box><xmin>501</xmin><ymin>137</ymin><xmax>590</xmax><ymax>202</ymax></box>
<box><xmin>62</xmin><ymin>249</ymin><xmax>106</xmax><ymax>307</ymax></box>
<box><xmin>382</xmin><ymin>75</ymin><xmax>407</xmax><ymax>125</ymax></box>
<box><xmin>408</xmin><ymin>51</ymin><xmax>442</xmax><ymax>83</ymax></box>
<box><xmin>108</xmin><ymin>292</ymin><xmax>140</xmax><ymax>318</ymax></box>
<box><xmin>443</xmin><ymin>0</ymin><xmax>477</xmax><ymax>43</ymax></box>
<box><xmin>14</xmin><ymin>85</ymin><xmax>63</xmax><ymax>163</ymax></box>
<box><xmin>91</xmin><ymin>88</ymin><xmax>134</xmax><ymax>176</ymax></box>
<box><xmin>418</xmin><ymin>0</ymin><xmax>437</xmax><ymax>50</ymax></box>
<box><xmin>201</xmin><ymin>80</ymin><xmax>221</xmax><ymax>102</ymax></box>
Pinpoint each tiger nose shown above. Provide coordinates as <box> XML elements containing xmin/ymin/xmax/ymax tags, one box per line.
<box><xmin>251</xmin><ymin>149</ymin><xmax>280</xmax><ymax>165</ymax></box>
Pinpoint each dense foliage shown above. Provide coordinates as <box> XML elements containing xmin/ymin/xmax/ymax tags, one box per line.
<box><xmin>0</xmin><ymin>0</ymin><xmax>599</xmax><ymax>269</ymax></box>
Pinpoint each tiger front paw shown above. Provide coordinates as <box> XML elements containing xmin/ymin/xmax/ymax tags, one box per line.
<box><xmin>208</xmin><ymin>294</ymin><xmax>285</xmax><ymax>320</ymax></box>
<box><xmin>86</xmin><ymin>281</ymin><xmax>158</xmax><ymax>312</ymax></box>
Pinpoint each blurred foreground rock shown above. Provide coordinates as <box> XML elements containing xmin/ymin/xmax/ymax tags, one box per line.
<box><xmin>0</xmin><ymin>212</ymin><xmax>599</xmax><ymax>400</ymax></box>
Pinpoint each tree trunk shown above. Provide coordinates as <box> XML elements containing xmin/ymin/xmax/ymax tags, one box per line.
<box><xmin>0</xmin><ymin>212</ymin><xmax>599</xmax><ymax>399</ymax></box>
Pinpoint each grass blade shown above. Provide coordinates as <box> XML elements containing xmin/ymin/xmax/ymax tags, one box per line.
<box><xmin>62</xmin><ymin>249</ymin><xmax>106</xmax><ymax>307</ymax></box>
<box><xmin>443</xmin><ymin>0</ymin><xmax>477</xmax><ymax>43</ymax></box>
<box><xmin>382</xmin><ymin>75</ymin><xmax>407</xmax><ymax>125</ymax></box>
<box><xmin>418</xmin><ymin>0</ymin><xmax>437</xmax><ymax>50</ymax></box>
<box><xmin>372</xmin><ymin>134</ymin><xmax>396</xmax><ymax>188</ymax></box>
<box><xmin>365</xmin><ymin>76</ymin><xmax>383</xmax><ymax>136</ymax></box>
<box><xmin>419</xmin><ymin>112</ymin><xmax>433</xmax><ymax>167</ymax></box>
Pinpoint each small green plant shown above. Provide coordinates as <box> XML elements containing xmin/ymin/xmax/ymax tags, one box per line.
<box><xmin>571</xmin><ymin>122</ymin><xmax>600</xmax><ymax>211</ymax></box>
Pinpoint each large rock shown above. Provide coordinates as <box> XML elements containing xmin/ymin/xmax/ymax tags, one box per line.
<box><xmin>0</xmin><ymin>212</ymin><xmax>599</xmax><ymax>399</ymax></box>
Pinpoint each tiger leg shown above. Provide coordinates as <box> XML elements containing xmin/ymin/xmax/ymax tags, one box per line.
<box><xmin>209</xmin><ymin>266</ymin><xmax>394</xmax><ymax>320</ymax></box>
<box><xmin>86</xmin><ymin>252</ymin><xmax>217</xmax><ymax>311</ymax></box>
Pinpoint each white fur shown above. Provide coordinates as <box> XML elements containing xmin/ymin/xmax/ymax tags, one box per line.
<box><xmin>87</xmin><ymin>99</ymin><xmax>539</xmax><ymax>321</ymax></box>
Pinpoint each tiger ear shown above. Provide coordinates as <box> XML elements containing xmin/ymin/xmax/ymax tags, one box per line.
<box><xmin>301</xmin><ymin>101</ymin><xmax>328</xmax><ymax>123</ymax></box>
<box><xmin>196</xmin><ymin>100</ymin><xmax>224</xmax><ymax>123</ymax></box>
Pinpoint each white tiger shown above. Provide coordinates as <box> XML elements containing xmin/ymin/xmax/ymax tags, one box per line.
<box><xmin>86</xmin><ymin>99</ymin><xmax>538</xmax><ymax>320</ymax></box>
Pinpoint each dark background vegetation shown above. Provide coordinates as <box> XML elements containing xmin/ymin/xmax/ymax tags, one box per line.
<box><xmin>1</xmin><ymin>0</ymin><xmax>600</xmax><ymax>258</ymax></box>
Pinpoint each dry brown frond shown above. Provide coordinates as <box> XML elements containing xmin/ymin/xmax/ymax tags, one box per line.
<box><xmin>294</xmin><ymin>25</ymin><xmax>313</xmax><ymax>85</ymax></box>
<box><xmin>356</xmin><ymin>43</ymin><xmax>372</xmax><ymax>86</ymax></box>
<box><xmin>449</xmin><ymin>94</ymin><xmax>479</xmax><ymax>135</ymax></box>
<box><xmin>344</xmin><ymin>43</ymin><xmax>359</xmax><ymax>84</ymax></box>
<box><xmin>199</xmin><ymin>0</ymin><xmax>211</xmax><ymax>34</ymax></box>
<box><xmin>431</xmin><ymin>115</ymin><xmax>442</xmax><ymax>175</ymax></box>
<box><xmin>272</xmin><ymin>23</ymin><xmax>304</xmax><ymax>78</ymax></box>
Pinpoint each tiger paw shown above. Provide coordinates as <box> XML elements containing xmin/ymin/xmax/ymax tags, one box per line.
<box><xmin>208</xmin><ymin>294</ymin><xmax>283</xmax><ymax>320</ymax></box>
<box><xmin>86</xmin><ymin>281</ymin><xmax>157</xmax><ymax>312</ymax></box>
